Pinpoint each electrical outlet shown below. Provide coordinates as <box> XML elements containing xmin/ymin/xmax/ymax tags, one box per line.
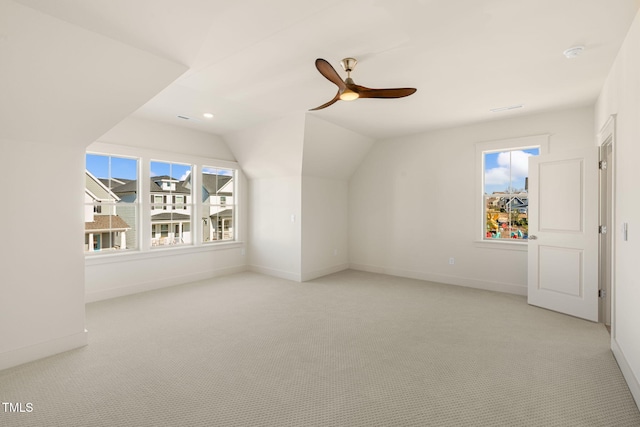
<box><xmin>333</xmin><ymin>249</ymin><xmax>338</xmax><ymax>256</ymax></box>
<box><xmin>449</xmin><ymin>257</ymin><xmax>455</xmax><ymax>265</ymax></box>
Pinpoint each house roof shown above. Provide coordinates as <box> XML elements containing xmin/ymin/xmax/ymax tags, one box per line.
<box><xmin>210</xmin><ymin>209</ymin><xmax>233</xmax><ymax>218</ymax></box>
<box><xmin>85</xmin><ymin>215</ymin><xmax>130</xmax><ymax>232</ymax></box>
<box><xmin>202</xmin><ymin>174</ymin><xmax>233</xmax><ymax>200</ymax></box>
<box><xmin>150</xmin><ymin>176</ymin><xmax>191</xmax><ymax>194</ymax></box>
<box><xmin>111</xmin><ymin>174</ymin><xmax>233</xmax><ymax>198</ymax></box>
<box><xmin>85</xmin><ymin>171</ymin><xmax>120</xmax><ymax>202</ymax></box>
<box><xmin>111</xmin><ymin>180</ymin><xmax>138</xmax><ymax>195</ymax></box>
<box><xmin>98</xmin><ymin>177</ymin><xmax>129</xmax><ymax>189</ymax></box>
<box><xmin>151</xmin><ymin>212</ymin><xmax>191</xmax><ymax>221</ymax></box>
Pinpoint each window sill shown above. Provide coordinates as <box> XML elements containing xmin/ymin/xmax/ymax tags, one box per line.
<box><xmin>474</xmin><ymin>240</ymin><xmax>528</xmax><ymax>251</ymax></box>
<box><xmin>85</xmin><ymin>241</ymin><xmax>245</xmax><ymax>266</ymax></box>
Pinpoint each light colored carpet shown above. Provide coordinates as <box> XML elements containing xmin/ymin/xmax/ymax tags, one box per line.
<box><xmin>1</xmin><ymin>270</ymin><xmax>639</xmax><ymax>426</ymax></box>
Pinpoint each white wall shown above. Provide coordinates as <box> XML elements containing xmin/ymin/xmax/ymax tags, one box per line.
<box><xmin>595</xmin><ymin>9</ymin><xmax>640</xmax><ymax>406</ymax></box>
<box><xmin>349</xmin><ymin>106</ymin><xmax>594</xmax><ymax>295</ymax></box>
<box><xmin>0</xmin><ymin>1</ymin><xmax>187</xmax><ymax>370</ymax></box>
<box><xmin>301</xmin><ymin>176</ymin><xmax>348</xmax><ymax>281</ymax></box>
<box><xmin>86</xmin><ymin>118</ymin><xmax>248</xmax><ymax>301</ymax></box>
<box><xmin>249</xmin><ymin>176</ymin><xmax>302</xmax><ymax>280</ymax></box>
<box><xmin>0</xmin><ymin>140</ymin><xmax>87</xmax><ymax>368</ymax></box>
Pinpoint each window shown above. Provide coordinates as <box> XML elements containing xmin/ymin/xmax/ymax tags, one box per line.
<box><xmin>85</xmin><ymin>146</ymin><xmax>239</xmax><ymax>255</ymax></box>
<box><xmin>202</xmin><ymin>167</ymin><xmax>235</xmax><ymax>243</ymax></box>
<box><xmin>85</xmin><ymin>154</ymin><xmax>138</xmax><ymax>252</ymax></box>
<box><xmin>150</xmin><ymin>161</ymin><xmax>192</xmax><ymax>247</ymax></box>
<box><xmin>477</xmin><ymin>135</ymin><xmax>548</xmax><ymax>243</ymax></box>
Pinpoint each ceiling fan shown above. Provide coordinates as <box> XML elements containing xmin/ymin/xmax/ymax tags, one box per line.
<box><xmin>310</xmin><ymin>57</ymin><xmax>417</xmax><ymax>111</ymax></box>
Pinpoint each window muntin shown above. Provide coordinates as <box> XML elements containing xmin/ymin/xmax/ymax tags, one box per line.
<box><xmin>150</xmin><ymin>161</ymin><xmax>192</xmax><ymax>247</ymax></box>
<box><xmin>201</xmin><ymin>167</ymin><xmax>235</xmax><ymax>243</ymax></box>
<box><xmin>483</xmin><ymin>148</ymin><xmax>539</xmax><ymax>240</ymax></box>
<box><xmin>85</xmin><ymin>154</ymin><xmax>138</xmax><ymax>252</ymax></box>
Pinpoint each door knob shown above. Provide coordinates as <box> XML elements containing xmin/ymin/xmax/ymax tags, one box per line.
<box><xmin>529</xmin><ymin>235</ymin><xmax>538</xmax><ymax>240</ymax></box>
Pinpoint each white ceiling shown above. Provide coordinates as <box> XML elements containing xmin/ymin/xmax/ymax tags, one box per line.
<box><xmin>16</xmin><ymin>0</ymin><xmax>640</xmax><ymax>139</ymax></box>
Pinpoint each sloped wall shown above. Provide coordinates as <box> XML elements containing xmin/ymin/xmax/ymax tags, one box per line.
<box><xmin>224</xmin><ymin>114</ymin><xmax>374</xmax><ymax>281</ymax></box>
<box><xmin>301</xmin><ymin>116</ymin><xmax>374</xmax><ymax>281</ymax></box>
<box><xmin>0</xmin><ymin>1</ymin><xmax>187</xmax><ymax>370</ymax></box>
<box><xmin>224</xmin><ymin>114</ymin><xmax>305</xmax><ymax>280</ymax></box>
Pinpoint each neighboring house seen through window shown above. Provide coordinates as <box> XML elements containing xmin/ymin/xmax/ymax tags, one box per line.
<box><xmin>85</xmin><ymin>154</ymin><xmax>138</xmax><ymax>252</ymax></box>
<box><xmin>483</xmin><ymin>147</ymin><xmax>539</xmax><ymax>241</ymax></box>
<box><xmin>150</xmin><ymin>161</ymin><xmax>192</xmax><ymax>247</ymax></box>
<box><xmin>477</xmin><ymin>135</ymin><xmax>548</xmax><ymax>244</ymax></box>
<box><xmin>202</xmin><ymin>167</ymin><xmax>235</xmax><ymax>243</ymax></box>
<box><xmin>86</xmin><ymin>151</ymin><xmax>238</xmax><ymax>255</ymax></box>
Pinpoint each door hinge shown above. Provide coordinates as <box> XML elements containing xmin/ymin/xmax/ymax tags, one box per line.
<box><xmin>599</xmin><ymin>225</ymin><xmax>607</xmax><ymax>234</ymax></box>
<box><xmin>599</xmin><ymin>160</ymin><xmax>607</xmax><ymax>170</ymax></box>
<box><xmin>599</xmin><ymin>289</ymin><xmax>607</xmax><ymax>298</ymax></box>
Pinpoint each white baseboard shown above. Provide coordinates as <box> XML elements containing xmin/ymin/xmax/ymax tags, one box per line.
<box><xmin>349</xmin><ymin>263</ymin><xmax>527</xmax><ymax>296</ymax></box>
<box><xmin>85</xmin><ymin>265</ymin><xmax>248</xmax><ymax>303</ymax></box>
<box><xmin>249</xmin><ymin>265</ymin><xmax>302</xmax><ymax>282</ymax></box>
<box><xmin>611</xmin><ymin>338</ymin><xmax>640</xmax><ymax>408</ymax></box>
<box><xmin>0</xmin><ymin>330</ymin><xmax>88</xmax><ymax>371</ymax></box>
<box><xmin>301</xmin><ymin>263</ymin><xmax>349</xmax><ymax>282</ymax></box>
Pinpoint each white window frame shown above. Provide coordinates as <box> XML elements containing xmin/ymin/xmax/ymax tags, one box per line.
<box><xmin>201</xmin><ymin>167</ymin><xmax>236</xmax><ymax>244</ymax></box>
<box><xmin>475</xmin><ymin>134</ymin><xmax>549</xmax><ymax>249</ymax></box>
<box><xmin>85</xmin><ymin>142</ymin><xmax>241</xmax><ymax>258</ymax></box>
<box><xmin>85</xmin><ymin>153</ymin><xmax>140</xmax><ymax>254</ymax></box>
<box><xmin>149</xmin><ymin>160</ymin><xmax>193</xmax><ymax>248</ymax></box>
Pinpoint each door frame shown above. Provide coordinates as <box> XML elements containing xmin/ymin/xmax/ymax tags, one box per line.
<box><xmin>598</xmin><ymin>115</ymin><xmax>616</xmax><ymax>332</ymax></box>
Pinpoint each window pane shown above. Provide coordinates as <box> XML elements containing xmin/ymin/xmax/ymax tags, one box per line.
<box><xmin>85</xmin><ymin>154</ymin><xmax>138</xmax><ymax>252</ymax></box>
<box><xmin>202</xmin><ymin>167</ymin><xmax>235</xmax><ymax>243</ymax></box>
<box><xmin>483</xmin><ymin>148</ymin><xmax>538</xmax><ymax>241</ymax></box>
<box><xmin>150</xmin><ymin>161</ymin><xmax>192</xmax><ymax>247</ymax></box>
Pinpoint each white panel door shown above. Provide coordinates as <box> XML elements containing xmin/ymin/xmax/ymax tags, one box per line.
<box><xmin>527</xmin><ymin>147</ymin><xmax>599</xmax><ymax>321</ymax></box>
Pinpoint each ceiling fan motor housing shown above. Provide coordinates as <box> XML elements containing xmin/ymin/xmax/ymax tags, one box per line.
<box><xmin>340</xmin><ymin>57</ymin><xmax>357</xmax><ymax>72</ymax></box>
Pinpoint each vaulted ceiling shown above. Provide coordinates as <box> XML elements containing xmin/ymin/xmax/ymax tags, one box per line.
<box><xmin>13</xmin><ymin>0</ymin><xmax>640</xmax><ymax>139</ymax></box>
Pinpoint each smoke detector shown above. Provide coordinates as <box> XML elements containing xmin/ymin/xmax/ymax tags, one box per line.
<box><xmin>563</xmin><ymin>46</ymin><xmax>585</xmax><ymax>59</ymax></box>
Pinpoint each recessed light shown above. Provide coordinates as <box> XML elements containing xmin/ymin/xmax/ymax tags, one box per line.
<box><xmin>490</xmin><ymin>104</ymin><xmax>523</xmax><ymax>113</ymax></box>
<box><xmin>203</xmin><ymin>112</ymin><xmax>214</xmax><ymax>119</ymax></box>
<box><xmin>563</xmin><ymin>46</ymin><xmax>584</xmax><ymax>59</ymax></box>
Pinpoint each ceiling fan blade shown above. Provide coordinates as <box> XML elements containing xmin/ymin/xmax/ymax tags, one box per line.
<box><xmin>356</xmin><ymin>85</ymin><xmax>417</xmax><ymax>99</ymax></box>
<box><xmin>315</xmin><ymin>58</ymin><xmax>346</xmax><ymax>90</ymax></box>
<box><xmin>309</xmin><ymin>92</ymin><xmax>341</xmax><ymax>111</ymax></box>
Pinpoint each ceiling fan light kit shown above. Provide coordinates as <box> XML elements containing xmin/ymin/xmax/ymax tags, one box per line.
<box><xmin>310</xmin><ymin>57</ymin><xmax>416</xmax><ymax>110</ymax></box>
<box><xmin>339</xmin><ymin>88</ymin><xmax>359</xmax><ymax>101</ymax></box>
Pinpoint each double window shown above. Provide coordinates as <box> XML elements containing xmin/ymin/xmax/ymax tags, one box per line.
<box><xmin>85</xmin><ymin>151</ymin><xmax>238</xmax><ymax>254</ymax></box>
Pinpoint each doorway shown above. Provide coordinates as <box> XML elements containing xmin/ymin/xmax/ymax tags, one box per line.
<box><xmin>599</xmin><ymin>132</ymin><xmax>614</xmax><ymax>330</ymax></box>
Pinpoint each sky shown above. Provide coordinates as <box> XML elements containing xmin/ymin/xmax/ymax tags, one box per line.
<box><xmin>150</xmin><ymin>161</ymin><xmax>191</xmax><ymax>181</ymax></box>
<box><xmin>86</xmin><ymin>154</ymin><xmax>137</xmax><ymax>180</ymax></box>
<box><xmin>484</xmin><ymin>148</ymin><xmax>539</xmax><ymax>194</ymax></box>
